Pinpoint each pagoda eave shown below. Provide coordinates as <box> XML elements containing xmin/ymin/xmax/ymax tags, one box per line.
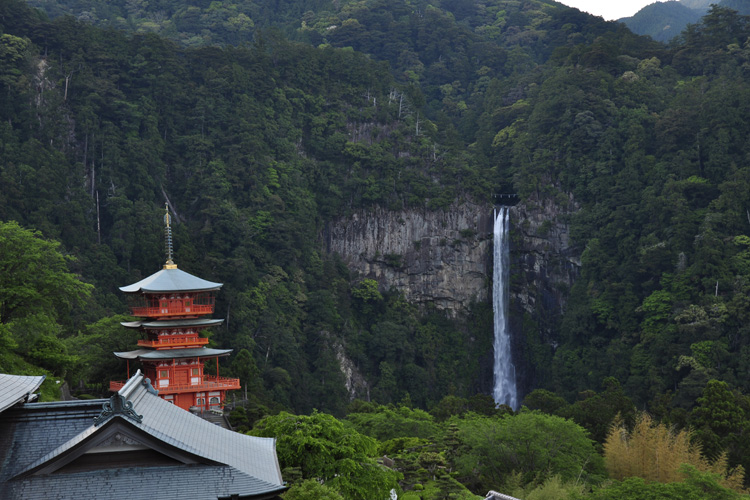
<box><xmin>114</xmin><ymin>347</ymin><xmax>233</xmax><ymax>361</ymax></box>
<box><xmin>121</xmin><ymin>318</ymin><xmax>225</xmax><ymax>329</ymax></box>
<box><xmin>120</xmin><ymin>268</ymin><xmax>223</xmax><ymax>294</ymax></box>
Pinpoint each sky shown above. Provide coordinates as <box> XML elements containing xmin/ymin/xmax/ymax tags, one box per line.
<box><xmin>556</xmin><ymin>0</ymin><xmax>665</xmax><ymax>21</ymax></box>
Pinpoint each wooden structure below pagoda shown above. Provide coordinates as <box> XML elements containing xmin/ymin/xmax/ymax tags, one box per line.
<box><xmin>109</xmin><ymin>207</ymin><xmax>240</xmax><ymax>411</ymax></box>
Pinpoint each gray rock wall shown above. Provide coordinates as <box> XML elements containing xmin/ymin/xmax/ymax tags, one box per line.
<box><xmin>511</xmin><ymin>197</ymin><xmax>580</xmax><ymax>323</ymax></box>
<box><xmin>325</xmin><ymin>201</ymin><xmax>495</xmax><ymax>316</ymax></box>
<box><xmin>509</xmin><ymin>196</ymin><xmax>581</xmax><ymax>396</ymax></box>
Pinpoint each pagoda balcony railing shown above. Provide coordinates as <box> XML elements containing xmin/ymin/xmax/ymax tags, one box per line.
<box><xmin>109</xmin><ymin>380</ymin><xmax>126</xmax><ymax>392</ymax></box>
<box><xmin>109</xmin><ymin>375</ymin><xmax>240</xmax><ymax>394</ymax></box>
<box><xmin>137</xmin><ymin>337</ymin><xmax>210</xmax><ymax>349</ymax></box>
<box><xmin>129</xmin><ymin>303</ymin><xmax>214</xmax><ymax>318</ymax></box>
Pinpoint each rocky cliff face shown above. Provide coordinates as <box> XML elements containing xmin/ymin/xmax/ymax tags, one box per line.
<box><xmin>511</xmin><ymin>197</ymin><xmax>580</xmax><ymax>323</ymax></box>
<box><xmin>324</xmin><ymin>201</ymin><xmax>495</xmax><ymax>317</ymax></box>
<box><xmin>509</xmin><ymin>195</ymin><xmax>581</xmax><ymax>396</ymax></box>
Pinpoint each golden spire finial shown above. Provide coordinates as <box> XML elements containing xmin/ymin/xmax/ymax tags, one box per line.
<box><xmin>163</xmin><ymin>203</ymin><xmax>177</xmax><ymax>269</ymax></box>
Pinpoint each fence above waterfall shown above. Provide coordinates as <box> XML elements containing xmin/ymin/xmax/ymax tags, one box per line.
<box><xmin>493</xmin><ymin>193</ymin><xmax>519</xmax><ymax>206</ymax></box>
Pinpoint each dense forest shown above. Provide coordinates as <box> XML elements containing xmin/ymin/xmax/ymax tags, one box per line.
<box><xmin>5</xmin><ymin>0</ymin><xmax>750</xmax><ymax>496</ymax></box>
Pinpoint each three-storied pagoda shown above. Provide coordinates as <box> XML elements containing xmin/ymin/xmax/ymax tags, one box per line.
<box><xmin>109</xmin><ymin>206</ymin><xmax>240</xmax><ymax>411</ymax></box>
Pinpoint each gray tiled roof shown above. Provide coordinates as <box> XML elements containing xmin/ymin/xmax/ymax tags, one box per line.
<box><xmin>0</xmin><ymin>399</ymin><xmax>105</xmax><ymax>485</ymax></box>
<box><xmin>120</xmin><ymin>267</ymin><xmax>222</xmax><ymax>293</ymax></box>
<box><xmin>114</xmin><ymin>347</ymin><xmax>233</xmax><ymax>360</ymax></box>
<box><xmin>118</xmin><ymin>373</ymin><xmax>283</xmax><ymax>485</ymax></box>
<box><xmin>486</xmin><ymin>491</ymin><xmax>521</xmax><ymax>500</ymax></box>
<box><xmin>0</xmin><ymin>372</ymin><xmax>284</xmax><ymax>500</ymax></box>
<box><xmin>121</xmin><ymin>318</ymin><xmax>225</xmax><ymax>329</ymax></box>
<box><xmin>0</xmin><ymin>374</ymin><xmax>45</xmax><ymax>413</ymax></box>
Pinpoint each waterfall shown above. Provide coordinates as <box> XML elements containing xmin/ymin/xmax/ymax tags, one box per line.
<box><xmin>493</xmin><ymin>207</ymin><xmax>517</xmax><ymax>410</ymax></box>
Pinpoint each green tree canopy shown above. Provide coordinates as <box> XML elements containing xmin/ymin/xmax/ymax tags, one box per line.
<box><xmin>250</xmin><ymin>411</ymin><xmax>401</xmax><ymax>500</ymax></box>
<box><xmin>452</xmin><ymin>411</ymin><xmax>605</xmax><ymax>492</ymax></box>
<box><xmin>0</xmin><ymin>220</ymin><xmax>91</xmax><ymax>324</ymax></box>
<box><xmin>283</xmin><ymin>479</ymin><xmax>344</xmax><ymax>500</ymax></box>
<box><xmin>347</xmin><ymin>404</ymin><xmax>440</xmax><ymax>441</ymax></box>
<box><xmin>690</xmin><ymin>380</ymin><xmax>750</xmax><ymax>478</ymax></box>
<box><xmin>0</xmin><ymin>221</ymin><xmax>92</xmax><ymax>376</ymax></box>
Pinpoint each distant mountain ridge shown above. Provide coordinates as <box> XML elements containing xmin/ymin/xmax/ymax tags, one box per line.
<box><xmin>679</xmin><ymin>0</ymin><xmax>713</xmax><ymax>8</ymax></box>
<box><xmin>620</xmin><ymin>1</ymin><xmax>703</xmax><ymax>43</ymax></box>
<box><xmin>621</xmin><ymin>0</ymin><xmax>750</xmax><ymax>42</ymax></box>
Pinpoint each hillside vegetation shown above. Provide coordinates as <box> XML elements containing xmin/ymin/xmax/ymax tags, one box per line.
<box><xmin>5</xmin><ymin>0</ymin><xmax>750</xmax><ymax>496</ymax></box>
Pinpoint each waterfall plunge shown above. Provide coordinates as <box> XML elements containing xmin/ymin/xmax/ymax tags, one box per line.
<box><xmin>493</xmin><ymin>207</ymin><xmax>517</xmax><ymax>410</ymax></box>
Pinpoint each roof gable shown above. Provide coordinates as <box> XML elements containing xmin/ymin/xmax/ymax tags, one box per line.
<box><xmin>16</xmin><ymin>416</ymin><xmax>220</xmax><ymax>478</ymax></box>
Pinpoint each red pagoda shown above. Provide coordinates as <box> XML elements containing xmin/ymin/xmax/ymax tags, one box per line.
<box><xmin>109</xmin><ymin>206</ymin><xmax>240</xmax><ymax>411</ymax></box>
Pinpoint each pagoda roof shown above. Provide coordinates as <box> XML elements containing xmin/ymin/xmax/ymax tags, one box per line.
<box><xmin>121</xmin><ymin>318</ymin><xmax>225</xmax><ymax>329</ymax></box>
<box><xmin>0</xmin><ymin>371</ymin><xmax>285</xmax><ymax>499</ymax></box>
<box><xmin>120</xmin><ymin>267</ymin><xmax>222</xmax><ymax>294</ymax></box>
<box><xmin>113</xmin><ymin>347</ymin><xmax>232</xmax><ymax>361</ymax></box>
<box><xmin>0</xmin><ymin>374</ymin><xmax>45</xmax><ymax>413</ymax></box>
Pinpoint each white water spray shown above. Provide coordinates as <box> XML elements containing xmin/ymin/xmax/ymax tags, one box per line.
<box><xmin>493</xmin><ymin>207</ymin><xmax>517</xmax><ymax>410</ymax></box>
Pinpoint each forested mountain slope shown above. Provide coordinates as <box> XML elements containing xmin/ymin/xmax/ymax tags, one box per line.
<box><xmin>5</xmin><ymin>0</ymin><xmax>750</xmax><ymax>462</ymax></box>
<box><xmin>509</xmin><ymin>5</ymin><xmax>750</xmax><ymax>407</ymax></box>
<box><xmin>9</xmin><ymin>0</ymin><xmax>750</xmax><ymax>496</ymax></box>
<box><xmin>0</xmin><ymin>0</ymin><xmax>637</xmax><ymax>409</ymax></box>
<box><xmin>24</xmin><ymin>0</ymin><xmax>604</xmax><ymax>53</ymax></box>
<box><xmin>1</xmin><ymin>0</ymin><xmax>509</xmax><ymax>414</ymax></box>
